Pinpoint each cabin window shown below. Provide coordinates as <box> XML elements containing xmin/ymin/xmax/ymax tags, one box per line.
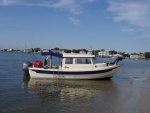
<box><xmin>65</xmin><ymin>58</ymin><xmax>73</xmax><ymax>64</ymax></box>
<box><xmin>75</xmin><ymin>58</ymin><xmax>91</xmax><ymax>64</ymax></box>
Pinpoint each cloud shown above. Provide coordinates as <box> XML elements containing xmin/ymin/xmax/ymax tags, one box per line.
<box><xmin>108</xmin><ymin>0</ymin><xmax>150</xmax><ymax>40</ymax></box>
<box><xmin>0</xmin><ymin>0</ymin><xmax>22</xmax><ymax>6</ymax></box>
<box><xmin>50</xmin><ymin>0</ymin><xmax>82</xmax><ymax>14</ymax></box>
<box><xmin>69</xmin><ymin>17</ymin><xmax>80</xmax><ymax>25</ymax></box>
<box><xmin>108</xmin><ymin>0</ymin><xmax>150</xmax><ymax>28</ymax></box>
<box><xmin>0</xmin><ymin>0</ymin><xmax>95</xmax><ymax>15</ymax></box>
<box><xmin>121</xmin><ymin>27</ymin><xmax>135</xmax><ymax>32</ymax></box>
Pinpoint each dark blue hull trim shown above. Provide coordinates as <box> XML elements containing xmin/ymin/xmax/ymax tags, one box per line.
<box><xmin>31</xmin><ymin>66</ymin><xmax>120</xmax><ymax>75</ymax></box>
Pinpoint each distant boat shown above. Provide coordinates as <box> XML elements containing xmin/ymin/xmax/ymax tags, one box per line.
<box><xmin>23</xmin><ymin>52</ymin><xmax>123</xmax><ymax>79</ymax></box>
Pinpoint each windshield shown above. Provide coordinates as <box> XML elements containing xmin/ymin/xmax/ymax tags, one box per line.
<box><xmin>93</xmin><ymin>57</ymin><xmax>114</xmax><ymax>64</ymax></box>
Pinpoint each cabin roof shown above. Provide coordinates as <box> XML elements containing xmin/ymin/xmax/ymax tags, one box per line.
<box><xmin>41</xmin><ymin>52</ymin><xmax>63</xmax><ymax>58</ymax></box>
<box><xmin>41</xmin><ymin>52</ymin><xmax>95</xmax><ymax>58</ymax></box>
<box><xmin>63</xmin><ymin>53</ymin><xmax>95</xmax><ymax>58</ymax></box>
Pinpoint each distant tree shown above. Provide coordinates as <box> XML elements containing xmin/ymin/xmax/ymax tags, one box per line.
<box><xmin>64</xmin><ymin>49</ymin><xmax>71</xmax><ymax>53</ymax></box>
<box><xmin>120</xmin><ymin>52</ymin><xmax>129</xmax><ymax>58</ymax></box>
<box><xmin>139</xmin><ymin>52</ymin><xmax>143</xmax><ymax>55</ymax></box>
<box><xmin>72</xmin><ymin>49</ymin><xmax>79</xmax><ymax>53</ymax></box>
<box><xmin>72</xmin><ymin>49</ymin><xmax>75</xmax><ymax>53</ymax></box>
<box><xmin>53</xmin><ymin>47</ymin><xmax>59</xmax><ymax>50</ymax></box>
<box><xmin>109</xmin><ymin>50</ymin><xmax>117</xmax><ymax>55</ymax></box>
<box><xmin>100</xmin><ymin>49</ymin><xmax>105</xmax><ymax>51</ymax></box>
<box><xmin>95</xmin><ymin>50</ymin><xmax>100</xmax><ymax>55</ymax></box>
<box><xmin>131</xmin><ymin>53</ymin><xmax>138</xmax><ymax>55</ymax></box>
<box><xmin>77</xmin><ymin>49</ymin><xmax>88</xmax><ymax>53</ymax></box>
<box><xmin>75</xmin><ymin>50</ymin><xmax>77</xmax><ymax>53</ymax></box>
<box><xmin>34</xmin><ymin>48</ymin><xmax>41</xmax><ymax>52</ymax></box>
<box><xmin>82</xmin><ymin>49</ymin><xmax>88</xmax><ymax>53</ymax></box>
<box><xmin>92</xmin><ymin>50</ymin><xmax>94</xmax><ymax>55</ymax></box>
<box><xmin>145</xmin><ymin>52</ymin><xmax>150</xmax><ymax>59</ymax></box>
<box><xmin>125</xmin><ymin>53</ymin><xmax>130</xmax><ymax>58</ymax></box>
<box><xmin>32</xmin><ymin>48</ymin><xmax>34</xmax><ymax>52</ymax></box>
<box><xmin>91</xmin><ymin>50</ymin><xmax>100</xmax><ymax>55</ymax></box>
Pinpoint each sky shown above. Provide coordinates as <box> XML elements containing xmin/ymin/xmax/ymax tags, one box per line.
<box><xmin>0</xmin><ymin>0</ymin><xmax>150</xmax><ymax>53</ymax></box>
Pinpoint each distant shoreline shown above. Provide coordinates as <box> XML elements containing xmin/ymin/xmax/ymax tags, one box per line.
<box><xmin>1</xmin><ymin>51</ymin><xmax>150</xmax><ymax>60</ymax></box>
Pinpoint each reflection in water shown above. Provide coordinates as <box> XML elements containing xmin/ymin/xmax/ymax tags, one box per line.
<box><xmin>28</xmin><ymin>79</ymin><xmax>117</xmax><ymax>99</ymax></box>
<box><xmin>22</xmin><ymin>72</ymin><xmax>30</xmax><ymax>89</ymax></box>
<box><xmin>21</xmin><ymin>70</ymin><xmax>150</xmax><ymax>113</ymax></box>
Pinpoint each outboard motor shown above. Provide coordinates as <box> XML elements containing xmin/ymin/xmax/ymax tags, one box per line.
<box><xmin>23</xmin><ymin>61</ymin><xmax>33</xmax><ymax>71</ymax></box>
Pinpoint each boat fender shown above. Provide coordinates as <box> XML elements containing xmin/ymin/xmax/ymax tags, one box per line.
<box><xmin>34</xmin><ymin>61</ymin><xmax>42</xmax><ymax>68</ymax></box>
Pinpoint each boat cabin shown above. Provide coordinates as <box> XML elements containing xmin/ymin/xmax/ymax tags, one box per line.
<box><xmin>40</xmin><ymin>52</ymin><xmax>98</xmax><ymax>71</ymax></box>
<box><xmin>62</xmin><ymin>53</ymin><xmax>95</xmax><ymax>71</ymax></box>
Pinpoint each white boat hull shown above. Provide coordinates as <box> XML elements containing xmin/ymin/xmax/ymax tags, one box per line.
<box><xmin>28</xmin><ymin>66</ymin><xmax>120</xmax><ymax>79</ymax></box>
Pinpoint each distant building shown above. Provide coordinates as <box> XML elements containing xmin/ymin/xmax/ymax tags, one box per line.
<box><xmin>60</xmin><ymin>49</ymin><xmax>66</xmax><ymax>53</ymax></box>
<box><xmin>33</xmin><ymin>48</ymin><xmax>41</xmax><ymax>53</ymax></box>
<box><xmin>80</xmin><ymin>50</ymin><xmax>86</xmax><ymax>54</ymax></box>
<box><xmin>130</xmin><ymin>54</ymin><xmax>145</xmax><ymax>59</ymax></box>
<box><xmin>98</xmin><ymin>51</ymin><xmax>109</xmax><ymax>57</ymax></box>
<box><xmin>87</xmin><ymin>51</ymin><xmax>92</xmax><ymax>55</ymax></box>
<box><xmin>130</xmin><ymin>55</ymin><xmax>139</xmax><ymax>59</ymax></box>
<box><xmin>42</xmin><ymin>49</ymin><xmax>49</xmax><ymax>52</ymax></box>
<box><xmin>138</xmin><ymin>54</ymin><xmax>145</xmax><ymax>59</ymax></box>
<box><xmin>24</xmin><ymin>49</ymin><xmax>32</xmax><ymax>53</ymax></box>
<box><xmin>7</xmin><ymin>49</ymin><xmax>13</xmax><ymax>52</ymax></box>
<box><xmin>52</xmin><ymin>50</ymin><xmax>60</xmax><ymax>53</ymax></box>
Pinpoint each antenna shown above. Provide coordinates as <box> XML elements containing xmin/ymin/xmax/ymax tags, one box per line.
<box><xmin>25</xmin><ymin>44</ymin><xmax>26</xmax><ymax>50</ymax></box>
<box><xmin>90</xmin><ymin>46</ymin><xmax>92</xmax><ymax>51</ymax></box>
<box><xmin>90</xmin><ymin>46</ymin><xmax>94</xmax><ymax>55</ymax></box>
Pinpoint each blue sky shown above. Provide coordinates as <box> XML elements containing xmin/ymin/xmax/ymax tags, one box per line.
<box><xmin>0</xmin><ymin>0</ymin><xmax>150</xmax><ymax>53</ymax></box>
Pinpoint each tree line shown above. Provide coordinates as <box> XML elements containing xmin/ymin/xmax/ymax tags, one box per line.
<box><xmin>51</xmin><ymin>48</ymin><xmax>150</xmax><ymax>59</ymax></box>
<box><xmin>2</xmin><ymin>47</ymin><xmax>150</xmax><ymax>59</ymax></box>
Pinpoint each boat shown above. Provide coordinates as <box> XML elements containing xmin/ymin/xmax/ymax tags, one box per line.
<box><xmin>23</xmin><ymin>52</ymin><xmax>123</xmax><ymax>79</ymax></box>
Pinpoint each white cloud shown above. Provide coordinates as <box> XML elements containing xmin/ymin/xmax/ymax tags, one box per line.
<box><xmin>108</xmin><ymin>0</ymin><xmax>150</xmax><ymax>28</ymax></box>
<box><xmin>0</xmin><ymin>0</ymin><xmax>95</xmax><ymax>15</ymax></box>
<box><xmin>50</xmin><ymin>0</ymin><xmax>82</xmax><ymax>14</ymax></box>
<box><xmin>0</xmin><ymin>0</ymin><xmax>22</xmax><ymax>6</ymax></box>
<box><xmin>69</xmin><ymin>17</ymin><xmax>80</xmax><ymax>25</ymax></box>
<box><xmin>108</xmin><ymin>0</ymin><xmax>150</xmax><ymax>40</ymax></box>
<box><xmin>122</xmin><ymin>27</ymin><xmax>135</xmax><ymax>32</ymax></box>
<box><xmin>1</xmin><ymin>0</ymin><xmax>95</xmax><ymax>25</ymax></box>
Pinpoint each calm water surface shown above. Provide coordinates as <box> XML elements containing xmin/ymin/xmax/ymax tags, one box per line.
<box><xmin>0</xmin><ymin>52</ymin><xmax>150</xmax><ymax>113</ymax></box>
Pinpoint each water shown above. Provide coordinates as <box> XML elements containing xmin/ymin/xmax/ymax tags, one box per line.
<box><xmin>0</xmin><ymin>52</ymin><xmax>150</xmax><ymax>113</ymax></box>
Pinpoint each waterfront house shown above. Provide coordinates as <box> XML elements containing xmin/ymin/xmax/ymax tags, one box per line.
<box><xmin>138</xmin><ymin>54</ymin><xmax>145</xmax><ymax>59</ymax></box>
<box><xmin>87</xmin><ymin>51</ymin><xmax>92</xmax><ymax>55</ymax></box>
<box><xmin>24</xmin><ymin>49</ymin><xmax>33</xmax><ymax>53</ymax></box>
<box><xmin>80</xmin><ymin>50</ymin><xmax>86</xmax><ymax>54</ymax></box>
<box><xmin>98</xmin><ymin>51</ymin><xmax>110</xmax><ymax>57</ymax></box>
<box><xmin>130</xmin><ymin>54</ymin><xmax>139</xmax><ymax>59</ymax></box>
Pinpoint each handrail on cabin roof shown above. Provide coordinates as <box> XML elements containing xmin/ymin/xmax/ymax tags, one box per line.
<box><xmin>41</xmin><ymin>52</ymin><xmax>95</xmax><ymax>58</ymax></box>
<box><xmin>41</xmin><ymin>52</ymin><xmax>63</xmax><ymax>58</ymax></box>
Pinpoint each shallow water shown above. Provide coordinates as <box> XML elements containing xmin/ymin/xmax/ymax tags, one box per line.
<box><xmin>0</xmin><ymin>52</ymin><xmax>150</xmax><ymax>113</ymax></box>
